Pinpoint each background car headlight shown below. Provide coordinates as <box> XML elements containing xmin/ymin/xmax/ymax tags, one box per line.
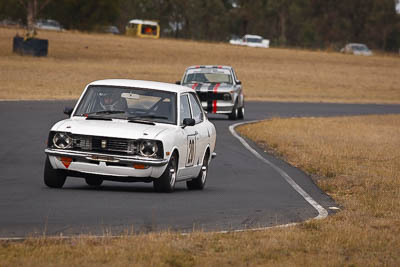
<box><xmin>139</xmin><ymin>140</ymin><xmax>158</xmax><ymax>157</ymax></box>
<box><xmin>223</xmin><ymin>93</ymin><xmax>232</xmax><ymax>101</ymax></box>
<box><xmin>53</xmin><ymin>132</ymin><xmax>73</xmax><ymax>149</ymax></box>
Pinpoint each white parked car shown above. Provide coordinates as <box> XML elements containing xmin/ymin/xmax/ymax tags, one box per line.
<box><xmin>44</xmin><ymin>79</ymin><xmax>217</xmax><ymax>192</ymax></box>
<box><xmin>35</xmin><ymin>19</ymin><xmax>63</xmax><ymax>31</ymax></box>
<box><xmin>229</xmin><ymin>34</ymin><xmax>269</xmax><ymax>48</ymax></box>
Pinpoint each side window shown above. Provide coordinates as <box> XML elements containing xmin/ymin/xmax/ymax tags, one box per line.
<box><xmin>188</xmin><ymin>93</ymin><xmax>204</xmax><ymax>124</ymax></box>
<box><xmin>232</xmin><ymin>69</ymin><xmax>238</xmax><ymax>83</ymax></box>
<box><xmin>180</xmin><ymin>94</ymin><xmax>192</xmax><ymax>125</ymax></box>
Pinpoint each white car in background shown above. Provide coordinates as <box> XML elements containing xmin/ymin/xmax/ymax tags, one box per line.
<box><xmin>35</xmin><ymin>19</ymin><xmax>63</xmax><ymax>31</ymax></box>
<box><xmin>230</xmin><ymin>34</ymin><xmax>269</xmax><ymax>48</ymax></box>
<box><xmin>44</xmin><ymin>79</ymin><xmax>217</xmax><ymax>193</ymax></box>
<box><xmin>340</xmin><ymin>43</ymin><xmax>372</xmax><ymax>56</ymax></box>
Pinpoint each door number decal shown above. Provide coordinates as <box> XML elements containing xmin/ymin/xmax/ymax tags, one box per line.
<box><xmin>186</xmin><ymin>135</ymin><xmax>196</xmax><ymax>167</ymax></box>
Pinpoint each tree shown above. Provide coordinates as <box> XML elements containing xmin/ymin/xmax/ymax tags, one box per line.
<box><xmin>18</xmin><ymin>0</ymin><xmax>52</xmax><ymax>35</ymax></box>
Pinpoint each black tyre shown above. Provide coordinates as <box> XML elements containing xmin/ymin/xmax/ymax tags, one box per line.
<box><xmin>229</xmin><ymin>104</ymin><xmax>238</xmax><ymax>120</ymax></box>
<box><xmin>238</xmin><ymin>105</ymin><xmax>245</xmax><ymax>119</ymax></box>
<box><xmin>187</xmin><ymin>153</ymin><xmax>209</xmax><ymax>190</ymax></box>
<box><xmin>154</xmin><ymin>153</ymin><xmax>177</xmax><ymax>193</ymax></box>
<box><xmin>44</xmin><ymin>156</ymin><xmax>67</xmax><ymax>188</ymax></box>
<box><xmin>85</xmin><ymin>177</ymin><xmax>103</xmax><ymax>186</ymax></box>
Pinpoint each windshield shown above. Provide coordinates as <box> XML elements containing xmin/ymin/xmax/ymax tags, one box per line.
<box><xmin>74</xmin><ymin>85</ymin><xmax>177</xmax><ymax>125</ymax></box>
<box><xmin>183</xmin><ymin>68</ymin><xmax>232</xmax><ymax>84</ymax></box>
<box><xmin>246</xmin><ymin>37</ymin><xmax>262</xmax><ymax>43</ymax></box>
<box><xmin>352</xmin><ymin>44</ymin><xmax>368</xmax><ymax>51</ymax></box>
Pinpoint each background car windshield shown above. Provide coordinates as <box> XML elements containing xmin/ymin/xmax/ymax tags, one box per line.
<box><xmin>246</xmin><ymin>37</ymin><xmax>262</xmax><ymax>43</ymax></box>
<box><xmin>352</xmin><ymin>45</ymin><xmax>368</xmax><ymax>51</ymax></box>
<box><xmin>184</xmin><ymin>69</ymin><xmax>232</xmax><ymax>84</ymax></box>
<box><xmin>74</xmin><ymin>86</ymin><xmax>177</xmax><ymax>124</ymax></box>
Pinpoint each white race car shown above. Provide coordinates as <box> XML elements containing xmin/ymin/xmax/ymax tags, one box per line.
<box><xmin>44</xmin><ymin>79</ymin><xmax>217</xmax><ymax>192</ymax></box>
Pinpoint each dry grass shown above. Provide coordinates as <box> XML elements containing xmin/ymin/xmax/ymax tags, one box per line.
<box><xmin>1</xmin><ymin>115</ymin><xmax>400</xmax><ymax>266</ymax></box>
<box><xmin>236</xmin><ymin>115</ymin><xmax>400</xmax><ymax>266</ymax></box>
<box><xmin>1</xmin><ymin>27</ymin><xmax>400</xmax><ymax>103</ymax></box>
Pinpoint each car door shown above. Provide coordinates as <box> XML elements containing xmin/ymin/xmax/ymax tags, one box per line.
<box><xmin>177</xmin><ymin>94</ymin><xmax>199</xmax><ymax>179</ymax></box>
<box><xmin>231</xmin><ymin>68</ymin><xmax>243</xmax><ymax>106</ymax></box>
<box><xmin>188</xmin><ymin>92</ymin><xmax>209</xmax><ymax>167</ymax></box>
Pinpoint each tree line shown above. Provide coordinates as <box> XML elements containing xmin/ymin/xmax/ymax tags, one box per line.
<box><xmin>1</xmin><ymin>0</ymin><xmax>400</xmax><ymax>51</ymax></box>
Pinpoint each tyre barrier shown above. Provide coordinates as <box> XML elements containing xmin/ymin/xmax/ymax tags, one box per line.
<box><xmin>13</xmin><ymin>36</ymin><xmax>48</xmax><ymax>57</ymax></box>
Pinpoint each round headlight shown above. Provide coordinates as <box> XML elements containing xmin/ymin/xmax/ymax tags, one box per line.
<box><xmin>223</xmin><ymin>93</ymin><xmax>232</xmax><ymax>101</ymax></box>
<box><xmin>53</xmin><ymin>132</ymin><xmax>73</xmax><ymax>149</ymax></box>
<box><xmin>139</xmin><ymin>140</ymin><xmax>158</xmax><ymax>157</ymax></box>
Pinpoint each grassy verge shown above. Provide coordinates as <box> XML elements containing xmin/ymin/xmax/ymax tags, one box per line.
<box><xmin>1</xmin><ymin>115</ymin><xmax>399</xmax><ymax>266</ymax></box>
<box><xmin>1</xmin><ymin>27</ymin><xmax>400</xmax><ymax>103</ymax></box>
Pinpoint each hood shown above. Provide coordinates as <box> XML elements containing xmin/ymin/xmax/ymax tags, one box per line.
<box><xmin>52</xmin><ymin>118</ymin><xmax>173</xmax><ymax>140</ymax></box>
<box><xmin>183</xmin><ymin>82</ymin><xmax>234</xmax><ymax>92</ymax></box>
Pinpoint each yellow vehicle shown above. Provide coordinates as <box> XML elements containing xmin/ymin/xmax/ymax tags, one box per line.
<box><xmin>125</xmin><ymin>19</ymin><xmax>160</xmax><ymax>39</ymax></box>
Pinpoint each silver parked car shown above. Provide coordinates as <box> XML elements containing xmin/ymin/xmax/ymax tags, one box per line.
<box><xmin>340</xmin><ymin>43</ymin><xmax>372</xmax><ymax>56</ymax></box>
<box><xmin>177</xmin><ymin>65</ymin><xmax>244</xmax><ymax>120</ymax></box>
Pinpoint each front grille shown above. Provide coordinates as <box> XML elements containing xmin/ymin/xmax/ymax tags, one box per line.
<box><xmin>196</xmin><ymin>92</ymin><xmax>231</xmax><ymax>101</ymax></box>
<box><xmin>73</xmin><ymin>135</ymin><xmax>137</xmax><ymax>155</ymax></box>
<box><xmin>92</xmin><ymin>137</ymin><xmax>130</xmax><ymax>153</ymax></box>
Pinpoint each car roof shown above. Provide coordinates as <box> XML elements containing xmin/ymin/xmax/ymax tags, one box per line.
<box><xmin>244</xmin><ymin>34</ymin><xmax>263</xmax><ymax>39</ymax></box>
<box><xmin>185</xmin><ymin>65</ymin><xmax>233</xmax><ymax>71</ymax></box>
<box><xmin>88</xmin><ymin>79</ymin><xmax>191</xmax><ymax>94</ymax></box>
<box><xmin>128</xmin><ymin>19</ymin><xmax>158</xmax><ymax>26</ymax></box>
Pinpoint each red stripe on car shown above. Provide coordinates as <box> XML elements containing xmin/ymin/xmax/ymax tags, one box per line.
<box><xmin>192</xmin><ymin>83</ymin><xmax>198</xmax><ymax>90</ymax></box>
<box><xmin>213</xmin><ymin>83</ymin><xmax>220</xmax><ymax>113</ymax></box>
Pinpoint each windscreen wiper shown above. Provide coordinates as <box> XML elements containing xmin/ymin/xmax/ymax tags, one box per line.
<box><xmin>85</xmin><ymin>110</ymin><xmax>126</xmax><ymax>120</ymax></box>
<box><xmin>127</xmin><ymin>116</ymin><xmax>156</xmax><ymax>125</ymax></box>
<box><xmin>127</xmin><ymin>117</ymin><xmax>155</xmax><ymax>125</ymax></box>
<box><xmin>86</xmin><ymin>110</ymin><xmax>126</xmax><ymax>115</ymax></box>
<box><xmin>136</xmin><ymin>115</ymin><xmax>169</xmax><ymax>120</ymax></box>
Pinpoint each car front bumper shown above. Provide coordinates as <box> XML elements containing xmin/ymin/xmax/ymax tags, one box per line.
<box><xmin>201</xmin><ymin>101</ymin><xmax>234</xmax><ymax>114</ymax></box>
<box><xmin>45</xmin><ymin>148</ymin><xmax>168</xmax><ymax>178</ymax></box>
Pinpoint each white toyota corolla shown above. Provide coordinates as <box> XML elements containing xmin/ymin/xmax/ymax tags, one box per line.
<box><xmin>44</xmin><ymin>79</ymin><xmax>217</xmax><ymax>192</ymax></box>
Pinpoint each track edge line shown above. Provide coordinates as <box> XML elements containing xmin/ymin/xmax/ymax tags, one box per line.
<box><xmin>228</xmin><ymin>120</ymin><xmax>329</xmax><ymax>221</ymax></box>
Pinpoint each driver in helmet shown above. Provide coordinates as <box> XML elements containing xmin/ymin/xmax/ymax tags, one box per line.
<box><xmin>99</xmin><ymin>91</ymin><xmax>127</xmax><ymax>111</ymax></box>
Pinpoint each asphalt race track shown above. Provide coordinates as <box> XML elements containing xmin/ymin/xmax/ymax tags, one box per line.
<box><xmin>1</xmin><ymin>101</ymin><xmax>400</xmax><ymax>238</ymax></box>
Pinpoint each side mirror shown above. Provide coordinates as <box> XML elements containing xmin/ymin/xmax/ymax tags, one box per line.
<box><xmin>182</xmin><ymin>118</ymin><xmax>195</xmax><ymax>128</ymax></box>
<box><xmin>236</xmin><ymin>80</ymin><xmax>242</xmax><ymax>85</ymax></box>
<box><xmin>63</xmin><ymin>107</ymin><xmax>73</xmax><ymax>116</ymax></box>
<box><xmin>175</xmin><ymin>81</ymin><xmax>181</xmax><ymax>85</ymax></box>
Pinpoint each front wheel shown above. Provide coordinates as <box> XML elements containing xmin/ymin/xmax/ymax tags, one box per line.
<box><xmin>44</xmin><ymin>156</ymin><xmax>67</xmax><ymax>188</ymax></box>
<box><xmin>229</xmin><ymin>105</ymin><xmax>238</xmax><ymax>120</ymax></box>
<box><xmin>187</xmin><ymin>153</ymin><xmax>209</xmax><ymax>190</ymax></box>
<box><xmin>238</xmin><ymin>106</ymin><xmax>245</xmax><ymax>119</ymax></box>
<box><xmin>154</xmin><ymin>153</ymin><xmax>177</xmax><ymax>193</ymax></box>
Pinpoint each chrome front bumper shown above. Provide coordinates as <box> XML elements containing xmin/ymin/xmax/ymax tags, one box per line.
<box><xmin>44</xmin><ymin>148</ymin><xmax>168</xmax><ymax>166</ymax></box>
<box><xmin>201</xmin><ymin>101</ymin><xmax>234</xmax><ymax>114</ymax></box>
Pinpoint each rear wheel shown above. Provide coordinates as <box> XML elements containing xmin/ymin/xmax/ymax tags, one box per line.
<box><xmin>85</xmin><ymin>177</ymin><xmax>103</xmax><ymax>186</ymax></box>
<box><xmin>44</xmin><ymin>156</ymin><xmax>67</xmax><ymax>188</ymax></box>
<box><xmin>187</xmin><ymin>153</ymin><xmax>209</xmax><ymax>190</ymax></box>
<box><xmin>154</xmin><ymin>153</ymin><xmax>177</xmax><ymax>193</ymax></box>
